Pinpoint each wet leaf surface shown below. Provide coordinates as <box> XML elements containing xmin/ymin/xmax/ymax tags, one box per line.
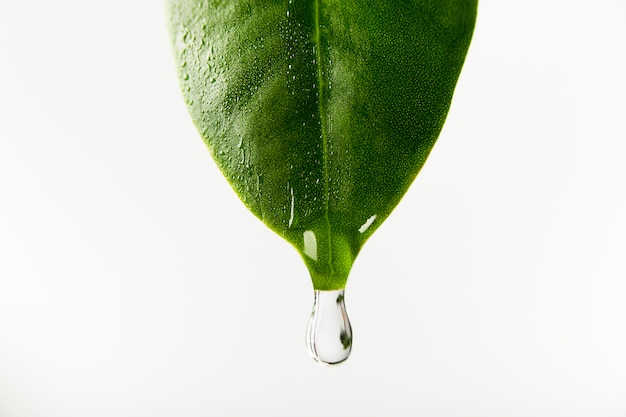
<box><xmin>167</xmin><ymin>0</ymin><xmax>477</xmax><ymax>290</ymax></box>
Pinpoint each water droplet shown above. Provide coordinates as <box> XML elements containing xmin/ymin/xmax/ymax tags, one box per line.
<box><xmin>358</xmin><ymin>215</ymin><xmax>378</xmax><ymax>234</ymax></box>
<box><xmin>289</xmin><ymin>186</ymin><xmax>295</xmax><ymax>228</ymax></box>
<box><xmin>303</xmin><ymin>230</ymin><xmax>317</xmax><ymax>260</ymax></box>
<box><xmin>306</xmin><ymin>289</ymin><xmax>352</xmax><ymax>366</ymax></box>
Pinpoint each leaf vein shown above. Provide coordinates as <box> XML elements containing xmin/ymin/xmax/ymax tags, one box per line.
<box><xmin>313</xmin><ymin>0</ymin><xmax>334</xmax><ymax>274</ymax></box>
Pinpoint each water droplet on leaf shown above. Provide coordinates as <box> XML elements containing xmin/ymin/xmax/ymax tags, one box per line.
<box><xmin>306</xmin><ymin>289</ymin><xmax>352</xmax><ymax>366</ymax></box>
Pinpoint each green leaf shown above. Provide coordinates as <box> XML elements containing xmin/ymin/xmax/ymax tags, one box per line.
<box><xmin>167</xmin><ymin>0</ymin><xmax>477</xmax><ymax>290</ymax></box>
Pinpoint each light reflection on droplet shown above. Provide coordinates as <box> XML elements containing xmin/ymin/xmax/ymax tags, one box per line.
<box><xmin>303</xmin><ymin>230</ymin><xmax>317</xmax><ymax>260</ymax></box>
<box><xmin>288</xmin><ymin>187</ymin><xmax>295</xmax><ymax>228</ymax></box>
<box><xmin>358</xmin><ymin>214</ymin><xmax>377</xmax><ymax>234</ymax></box>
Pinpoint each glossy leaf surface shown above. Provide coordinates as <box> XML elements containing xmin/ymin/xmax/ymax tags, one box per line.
<box><xmin>167</xmin><ymin>0</ymin><xmax>477</xmax><ymax>290</ymax></box>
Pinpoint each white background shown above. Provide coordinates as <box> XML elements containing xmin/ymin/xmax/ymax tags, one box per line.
<box><xmin>1</xmin><ymin>1</ymin><xmax>625</xmax><ymax>416</ymax></box>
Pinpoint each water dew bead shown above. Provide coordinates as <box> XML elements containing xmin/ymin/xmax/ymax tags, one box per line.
<box><xmin>306</xmin><ymin>289</ymin><xmax>352</xmax><ymax>366</ymax></box>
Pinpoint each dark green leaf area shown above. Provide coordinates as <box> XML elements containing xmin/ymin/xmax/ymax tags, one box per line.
<box><xmin>168</xmin><ymin>0</ymin><xmax>477</xmax><ymax>290</ymax></box>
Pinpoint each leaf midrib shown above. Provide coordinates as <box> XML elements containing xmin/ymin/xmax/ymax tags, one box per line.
<box><xmin>313</xmin><ymin>0</ymin><xmax>334</xmax><ymax>273</ymax></box>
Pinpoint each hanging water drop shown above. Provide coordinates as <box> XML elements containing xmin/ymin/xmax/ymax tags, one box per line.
<box><xmin>306</xmin><ymin>289</ymin><xmax>352</xmax><ymax>366</ymax></box>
